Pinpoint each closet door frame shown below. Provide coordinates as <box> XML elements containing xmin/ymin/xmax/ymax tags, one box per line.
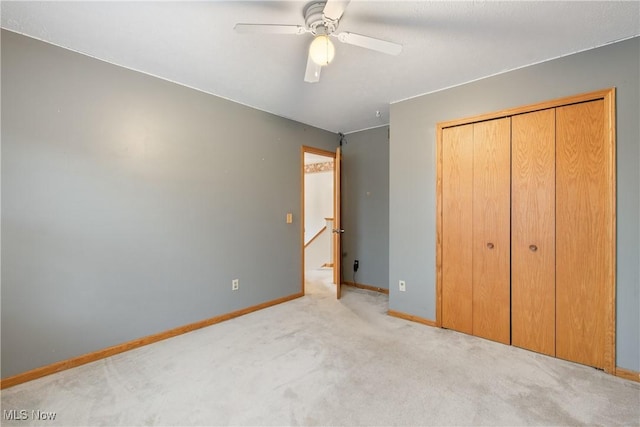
<box><xmin>435</xmin><ymin>88</ymin><xmax>616</xmax><ymax>374</ymax></box>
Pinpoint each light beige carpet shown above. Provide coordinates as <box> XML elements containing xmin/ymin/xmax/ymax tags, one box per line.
<box><xmin>1</xmin><ymin>268</ymin><xmax>639</xmax><ymax>426</ymax></box>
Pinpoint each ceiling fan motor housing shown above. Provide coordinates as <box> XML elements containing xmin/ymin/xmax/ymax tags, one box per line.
<box><xmin>304</xmin><ymin>2</ymin><xmax>338</xmax><ymax>36</ymax></box>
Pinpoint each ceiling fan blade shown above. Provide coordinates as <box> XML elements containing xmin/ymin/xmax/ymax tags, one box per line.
<box><xmin>234</xmin><ymin>24</ymin><xmax>307</xmax><ymax>35</ymax></box>
<box><xmin>323</xmin><ymin>0</ymin><xmax>350</xmax><ymax>21</ymax></box>
<box><xmin>304</xmin><ymin>54</ymin><xmax>321</xmax><ymax>83</ymax></box>
<box><xmin>335</xmin><ymin>32</ymin><xmax>402</xmax><ymax>55</ymax></box>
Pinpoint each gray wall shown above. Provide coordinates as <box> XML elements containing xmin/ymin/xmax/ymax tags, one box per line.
<box><xmin>341</xmin><ymin>126</ymin><xmax>389</xmax><ymax>289</ymax></box>
<box><xmin>1</xmin><ymin>30</ymin><xmax>337</xmax><ymax>378</ymax></box>
<box><xmin>389</xmin><ymin>37</ymin><xmax>640</xmax><ymax>371</ymax></box>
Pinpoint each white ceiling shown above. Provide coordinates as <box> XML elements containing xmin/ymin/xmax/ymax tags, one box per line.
<box><xmin>2</xmin><ymin>1</ymin><xmax>638</xmax><ymax>134</ymax></box>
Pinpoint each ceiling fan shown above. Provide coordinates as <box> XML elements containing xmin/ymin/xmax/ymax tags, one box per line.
<box><xmin>234</xmin><ymin>0</ymin><xmax>402</xmax><ymax>83</ymax></box>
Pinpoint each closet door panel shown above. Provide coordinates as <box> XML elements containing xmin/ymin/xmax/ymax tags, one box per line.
<box><xmin>472</xmin><ymin>118</ymin><xmax>511</xmax><ymax>345</ymax></box>
<box><xmin>556</xmin><ymin>99</ymin><xmax>611</xmax><ymax>369</ymax></box>
<box><xmin>511</xmin><ymin>109</ymin><xmax>556</xmax><ymax>356</ymax></box>
<box><xmin>442</xmin><ymin>124</ymin><xmax>474</xmax><ymax>334</ymax></box>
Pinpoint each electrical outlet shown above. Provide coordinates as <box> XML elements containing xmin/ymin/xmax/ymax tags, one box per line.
<box><xmin>353</xmin><ymin>259</ymin><xmax>359</xmax><ymax>272</ymax></box>
<box><xmin>232</xmin><ymin>279</ymin><xmax>239</xmax><ymax>291</ymax></box>
<box><xmin>399</xmin><ymin>280</ymin><xmax>406</xmax><ymax>292</ymax></box>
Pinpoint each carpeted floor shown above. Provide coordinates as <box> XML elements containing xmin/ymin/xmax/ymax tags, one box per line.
<box><xmin>1</xmin><ymin>268</ymin><xmax>639</xmax><ymax>426</ymax></box>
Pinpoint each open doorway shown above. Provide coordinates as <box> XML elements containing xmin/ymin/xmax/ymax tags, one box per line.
<box><xmin>301</xmin><ymin>146</ymin><xmax>341</xmax><ymax>298</ymax></box>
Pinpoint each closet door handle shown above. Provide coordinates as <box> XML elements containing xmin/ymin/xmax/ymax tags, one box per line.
<box><xmin>529</xmin><ymin>244</ymin><xmax>538</xmax><ymax>252</ymax></box>
<box><xmin>486</xmin><ymin>242</ymin><xmax>494</xmax><ymax>249</ymax></box>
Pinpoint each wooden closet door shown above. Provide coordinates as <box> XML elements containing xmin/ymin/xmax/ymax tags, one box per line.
<box><xmin>511</xmin><ymin>109</ymin><xmax>556</xmax><ymax>356</ymax></box>
<box><xmin>556</xmin><ymin>99</ymin><xmax>612</xmax><ymax>369</ymax></box>
<box><xmin>441</xmin><ymin>124</ymin><xmax>473</xmax><ymax>334</ymax></box>
<box><xmin>472</xmin><ymin>118</ymin><xmax>511</xmax><ymax>345</ymax></box>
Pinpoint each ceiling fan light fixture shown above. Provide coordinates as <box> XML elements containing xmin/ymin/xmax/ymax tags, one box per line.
<box><xmin>309</xmin><ymin>35</ymin><xmax>335</xmax><ymax>66</ymax></box>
